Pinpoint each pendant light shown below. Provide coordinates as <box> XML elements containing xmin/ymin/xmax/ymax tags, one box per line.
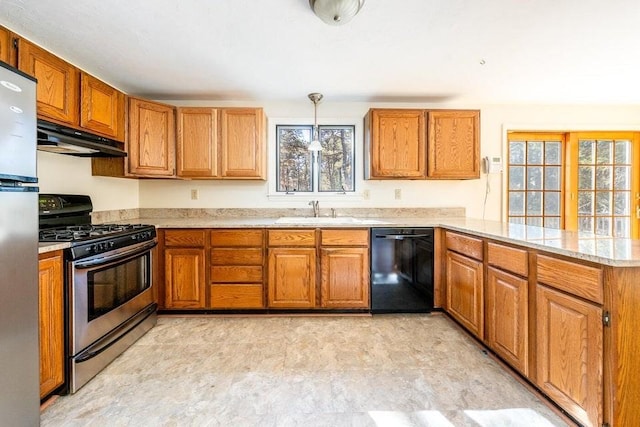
<box><xmin>309</xmin><ymin>0</ymin><xmax>365</xmax><ymax>26</ymax></box>
<box><xmin>308</xmin><ymin>92</ymin><xmax>323</xmax><ymax>152</ymax></box>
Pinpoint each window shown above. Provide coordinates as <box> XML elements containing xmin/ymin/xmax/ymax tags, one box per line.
<box><xmin>568</xmin><ymin>133</ymin><xmax>637</xmax><ymax>238</ymax></box>
<box><xmin>507</xmin><ymin>131</ymin><xmax>640</xmax><ymax>238</ymax></box>
<box><xmin>276</xmin><ymin>125</ymin><xmax>355</xmax><ymax>193</ymax></box>
<box><xmin>508</xmin><ymin>133</ymin><xmax>564</xmax><ymax>228</ymax></box>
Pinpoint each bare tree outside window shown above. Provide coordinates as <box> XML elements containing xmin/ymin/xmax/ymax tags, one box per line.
<box><xmin>276</xmin><ymin>124</ymin><xmax>355</xmax><ymax>193</ymax></box>
<box><xmin>318</xmin><ymin>126</ymin><xmax>354</xmax><ymax>192</ymax></box>
<box><xmin>276</xmin><ymin>126</ymin><xmax>312</xmax><ymax>192</ymax></box>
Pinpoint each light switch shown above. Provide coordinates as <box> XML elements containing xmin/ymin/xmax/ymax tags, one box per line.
<box><xmin>394</xmin><ymin>189</ymin><xmax>401</xmax><ymax>200</ymax></box>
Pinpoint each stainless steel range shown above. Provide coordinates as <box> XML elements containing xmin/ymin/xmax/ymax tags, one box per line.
<box><xmin>39</xmin><ymin>194</ymin><xmax>157</xmax><ymax>393</ymax></box>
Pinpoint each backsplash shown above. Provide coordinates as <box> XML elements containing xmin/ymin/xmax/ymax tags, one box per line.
<box><xmin>92</xmin><ymin>207</ymin><xmax>465</xmax><ymax>223</ymax></box>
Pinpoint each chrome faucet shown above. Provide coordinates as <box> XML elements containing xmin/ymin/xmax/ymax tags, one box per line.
<box><xmin>309</xmin><ymin>200</ymin><xmax>320</xmax><ymax>217</ymax></box>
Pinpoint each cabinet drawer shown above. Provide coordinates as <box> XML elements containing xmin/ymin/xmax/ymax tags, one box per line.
<box><xmin>211</xmin><ymin>248</ymin><xmax>263</xmax><ymax>265</ymax></box>
<box><xmin>268</xmin><ymin>229</ymin><xmax>317</xmax><ymax>246</ymax></box>
<box><xmin>164</xmin><ymin>230</ymin><xmax>206</xmax><ymax>247</ymax></box>
<box><xmin>537</xmin><ymin>255</ymin><xmax>603</xmax><ymax>304</ymax></box>
<box><xmin>487</xmin><ymin>242</ymin><xmax>528</xmax><ymax>276</ymax></box>
<box><xmin>210</xmin><ymin>229</ymin><xmax>264</xmax><ymax>247</ymax></box>
<box><xmin>211</xmin><ymin>266</ymin><xmax>262</xmax><ymax>283</ymax></box>
<box><xmin>445</xmin><ymin>231</ymin><xmax>483</xmax><ymax>261</ymax></box>
<box><xmin>210</xmin><ymin>284</ymin><xmax>264</xmax><ymax>308</ymax></box>
<box><xmin>321</xmin><ymin>229</ymin><xmax>369</xmax><ymax>246</ymax></box>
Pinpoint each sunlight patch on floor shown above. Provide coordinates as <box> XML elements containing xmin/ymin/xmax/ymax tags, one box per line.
<box><xmin>465</xmin><ymin>408</ymin><xmax>557</xmax><ymax>426</ymax></box>
<box><xmin>369</xmin><ymin>410</ymin><xmax>455</xmax><ymax>427</ymax></box>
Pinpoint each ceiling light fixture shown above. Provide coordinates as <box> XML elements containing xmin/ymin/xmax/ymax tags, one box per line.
<box><xmin>308</xmin><ymin>92</ymin><xmax>323</xmax><ymax>152</ymax></box>
<box><xmin>309</xmin><ymin>0</ymin><xmax>365</xmax><ymax>25</ymax></box>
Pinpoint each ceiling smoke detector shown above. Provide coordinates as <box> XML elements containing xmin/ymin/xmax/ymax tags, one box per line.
<box><xmin>309</xmin><ymin>0</ymin><xmax>365</xmax><ymax>25</ymax></box>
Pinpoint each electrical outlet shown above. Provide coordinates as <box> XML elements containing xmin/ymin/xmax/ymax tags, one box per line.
<box><xmin>394</xmin><ymin>189</ymin><xmax>402</xmax><ymax>200</ymax></box>
<box><xmin>363</xmin><ymin>189</ymin><xmax>370</xmax><ymax>200</ymax></box>
<box><xmin>190</xmin><ymin>189</ymin><xmax>199</xmax><ymax>200</ymax></box>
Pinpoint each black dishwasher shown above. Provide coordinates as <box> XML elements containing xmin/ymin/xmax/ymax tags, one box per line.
<box><xmin>370</xmin><ymin>228</ymin><xmax>434</xmax><ymax>313</ymax></box>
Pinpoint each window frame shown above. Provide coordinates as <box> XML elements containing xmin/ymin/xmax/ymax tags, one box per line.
<box><xmin>268</xmin><ymin>117</ymin><xmax>363</xmax><ymax>200</ymax></box>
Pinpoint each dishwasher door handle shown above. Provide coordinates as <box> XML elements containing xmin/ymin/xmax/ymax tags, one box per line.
<box><xmin>377</xmin><ymin>234</ymin><xmax>430</xmax><ymax>239</ymax></box>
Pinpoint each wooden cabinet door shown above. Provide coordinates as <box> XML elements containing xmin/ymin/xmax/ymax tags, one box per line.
<box><xmin>0</xmin><ymin>26</ymin><xmax>16</xmax><ymax>66</ymax></box>
<box><xmin>128</xmin><ymin>97</ymin><xmax>176</xmax><ymax>177</ymax></box>
<box><xmin>176</xmin><ymin>107</ymin><xmax>218</xmax><ymax>178</ymax></box>
<box><xmin>164</xmin><ymin>248</ymin><xmax>206</xmax><ymax>308</ymax></box>
<box><xmin>486</xmin><ymin>267</ymin><xmax>528</xmax><ymax>375</ymax></box>
<box><xmin>220</xmin><ymin>108</ymin><xmax>265</xmax><ymax>179</ymax></box>
<box><xmin>38</xmin><ymin>252</ymin><xmax>64</xmax><ymax>398</ymax></box>
<box><xmin>446</xmin><ymin>250</ymin><xmax>484</xmax><ymax>339</ymax></box>
<box><xmin>427</xmin><ymin>110</ymin><xmax>480</xmax><ymax>179</ymax></box>
<box><xmin>268</xmin><ymin>248</ymin><xmax>316</xmax><ymax>308</ymax></box>
<box><xmin>536</xmin><ymin>284</ymin><xmax>603</xmax><ymax>427</ymax></box>
<box><xmin>80</xmin><ymin>72</ymin><xmax>125</xmax><ymax>140</ymax></box>
<box><xmin>367</xmin><ymin>109</ymin><xmax>426</xmax><ymax>178</ymax></box>
<box><xmin>320</xmin><ymin>247</ymin><xmax>369</xmax><ymax>308</ymax></box>
<box><xmin>18</xmin><ymin>39</ymin><xmax>79</xmax><ymax>125</ymax></box>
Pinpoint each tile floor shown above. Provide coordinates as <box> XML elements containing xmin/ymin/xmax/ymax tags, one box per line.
<box><xmin>41</xmin><ymin>314</ymin><xmax>570</xmax><ymax>427</ymax></box>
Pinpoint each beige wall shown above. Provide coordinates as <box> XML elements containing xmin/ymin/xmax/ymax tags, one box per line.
<box><xmin>37</xmin><ymin>151</ymin><xmax>139</xmax><ymax>212</ymax></box>
<box><xmin>38</xmin><ymin>101</ymin><xmax>640</xmax><ymax>220</ymax></box>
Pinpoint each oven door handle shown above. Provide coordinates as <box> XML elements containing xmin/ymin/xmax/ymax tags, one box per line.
<box><xmin>74</xmin><ymin>240</ymin><xmax>157</xmax><ymax>269</ymax></box>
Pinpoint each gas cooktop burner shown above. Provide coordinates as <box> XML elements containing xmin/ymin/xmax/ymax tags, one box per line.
<box><xmin>39</xmin><ymin>224</ymin><xmax>154</xmax><ymax>242</ymax></box>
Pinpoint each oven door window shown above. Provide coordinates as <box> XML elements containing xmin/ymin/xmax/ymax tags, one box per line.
<box><xmin>87</xmin><ymin>253</ymin><xmax>150</xmax><ymax>321</ymax></box>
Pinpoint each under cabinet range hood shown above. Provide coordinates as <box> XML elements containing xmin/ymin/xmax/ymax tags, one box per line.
<box><xmin>37</xmin><ymin>120</ymin><xmax>127</xmax><ymax>157</ymax></box>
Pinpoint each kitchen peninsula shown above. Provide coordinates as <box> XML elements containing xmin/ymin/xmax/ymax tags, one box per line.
<box><xmin>41</xmin><ymin>209</ymin><xmax>640</xmax><ymax>427</ymax></box>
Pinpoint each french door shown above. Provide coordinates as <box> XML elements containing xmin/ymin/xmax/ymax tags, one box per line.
<box><xmin>508</xmin><ymin>131</ymin><xmax>640</xmax><ymax>238</ymax></box>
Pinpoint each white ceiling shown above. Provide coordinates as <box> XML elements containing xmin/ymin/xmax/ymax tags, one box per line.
<box><xmin>2</xmin><ymin>0</ymin><xmax>640</xmax><ymax>104</ymax></box>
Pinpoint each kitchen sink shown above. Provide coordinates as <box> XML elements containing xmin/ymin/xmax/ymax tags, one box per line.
<box><xmin>275</xmin><ymin>216</ymin><xmax>387</xmax><ymax>225</ymax></box>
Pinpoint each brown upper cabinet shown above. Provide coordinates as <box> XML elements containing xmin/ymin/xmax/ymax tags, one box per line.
<box><xmin>128</xmin><ymin>97</ymin><xmax>176</xmax><ymax>177</ymax></box>
<box><xmin>220</xmin><ymin>108</ymin><xmax>265</xmax><ymax>179</ymax></box>
<box><xmin>364</xmin><ymin>108</ymin><xmax>480</xmax><ymax>180</ymax></box>
<box><xmin>176</xmin><ymin>107</ymin><xmax>266</xmax><ymax>180</ymax></box>
<box><xmin>176</xmin><ymin>107</ymin><xmax>218</xmax><ymax>178</ymax></box>
<box><xmin>365</xmin><ymin>109</ymin><xmax>426</xmax><ymax>179</ymax></box>
<box><xmin>0</xmin><ymin>26</ymin><xmax>16</xmax><ymax>66</ymax></box>
<box><xmin>18</xmin><ymin>38</ymin><xmax>80</xmax><ymax>126</ymax></box>
<box><xmin>80</xmin><ymin>72</ymin><xmax>125</xmax><ymax>141</ymax></box>
<box><xmin>16</xmin><ymin>37</ymin><xmax>126</xmax><ymax>140</ymax></box>
<box><xmin>427</xmin><ymin>110</ymin><xmax>480</xmax><ymax>179</ymax></box>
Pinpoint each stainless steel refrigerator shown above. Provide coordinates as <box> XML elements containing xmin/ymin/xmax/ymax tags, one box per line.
<box><xmin>0</xmin><ymin>61</ymin><xmax>40</xmax><ymax>425</ymax></box>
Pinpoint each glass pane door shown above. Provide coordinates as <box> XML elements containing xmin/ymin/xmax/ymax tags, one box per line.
<box><xmin>577</xmin><ymin>139</ymin><xmax>631</xmax><ymax>237</ymax></box>
<box><xmin>507</xmin><ymin>135</ymin><xmax>563</xmax><ymax>228</ymax></box>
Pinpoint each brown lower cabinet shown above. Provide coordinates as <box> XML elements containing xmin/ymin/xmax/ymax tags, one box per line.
<box><xmin>486</xmin><ymin>267</ymin><xmax>529</xmax><ymax>376</ymax></box>
<box><xmin>162</xmin><ymin>230</ymin><xmax>207</xmax><ymax>309</ymax></box>
<box><xmin>442</xmin><ymin>229</ymin><xmax>640</xmax><ymax>427</ymax></box>
<box><xmin>160</xmin><ymin>228</ymin><xmax>369</xmax><ymax>311</ymax></box>
<box><xmin>210</xmin><ymin>229</ymin><xmax>265</xmax><ymax>309</ymax></box>
<box><xmin>266</xmin><ymin>228</ymin><xmax>370</xmax><ymax>309</ymax></box>
<box><xmin>38</xmin><ymin>250</ymin><xmax>64</xmax><ymax>398</ymax></box>
<box><xmin>445</xmin><ymin>249</ymin><xmax>484</xmax><ymax>339</ymax></box>
<box><xmin>267</xmin><ymin>229</ymin><xmax>317</xmax><ymax>308</ymax></box>
<box><xmin>320</xmin><ymin>247</ymin><xmax>369</xmax><ymax>308</ymax></box>
<box><xmin>485</xmin><ymin>241</ymin><xmax>530</xmax><ymax>377</ymax></box>
<box><xmin>268</xmin><ymin>247</ymin><xmax>317</xmax><ymax>308</ymax></box>
<box><xmin>536</xmin><ymin>284</ymin><xmax>603</xmax><ymax>427</ymax></box>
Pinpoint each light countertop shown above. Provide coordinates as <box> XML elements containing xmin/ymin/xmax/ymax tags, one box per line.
<box><xmin>38</xmin><ymin>242</ymin><xmax>70</xmax><ymax>254</ymax></box>
<box><xmin>109</xmin><ymin>216</ymin><xmax>640</xmax><ymax>267</ymax></box>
